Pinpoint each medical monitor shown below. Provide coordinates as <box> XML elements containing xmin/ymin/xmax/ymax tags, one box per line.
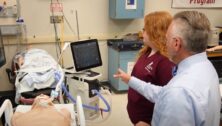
<box><xmin>0</xmin><ymin>30</ymin><xmax>6</xmax><ymax>68</ymax></box>
<box><xmin>70</xmin><ymin>39</ymin><xmax>102</xmax><ymax>72</ymax></box>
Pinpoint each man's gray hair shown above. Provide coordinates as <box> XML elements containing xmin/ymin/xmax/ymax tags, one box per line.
<box><xmin>173</xmin><ymin>11</ymin><xmax>211</xmax><ymax>53</ymax></box>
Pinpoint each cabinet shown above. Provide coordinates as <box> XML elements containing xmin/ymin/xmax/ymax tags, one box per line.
<box><xmin>207</xmin><ymin>51</ymin><xmax>222</xmax><ymax>83</ymax></box>
<box><xmin>0</xmin><ymin>0</ymin><xmax>18</xmax><ymax>18</ymax></box>
<box><xmin>108</xmin><ymin>47</ymin><xmax>139</xmax><ymax>91</ymax></box>
<box><xmin>109</xmin><ymin>0</ymin><xmax>145</xmax><ymax>19</ymax></box>
<box><xmin>108</xmin><ymin>39</ymin><xmax>143</xmax><ymax>91</ymax></box>
<box><xmin>0</xmin><ymin>0</ymin><xmax>23</xmax><ymax>36</ymax></box>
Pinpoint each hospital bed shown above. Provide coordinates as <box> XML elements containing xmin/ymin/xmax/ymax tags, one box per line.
<box><xmin>0</xmin><ymin>96</ymin><xmax>85</xmax><ymax>126</ymax></box>
<box><xmin>4</xmin><ymin>48</ymin><xmax>111</xmax><ymax>125</ymax></box>
<box><xmin>6</xmin><ymin>48</ymin><xmax>65</xmax><ymax>104</ymax></box>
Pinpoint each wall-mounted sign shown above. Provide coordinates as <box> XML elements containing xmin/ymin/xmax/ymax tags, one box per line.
<box><xmin>50</xmin><ymin>3</ymin><xmax>63</xmax><ymax>12</ymax></box>
<box><xmin>125</xmin><ymin>0</ymin><xmax>137</xmax><ymax>10</ymax></box>
<box><xmin>172</xmin><ymin>0</ymin><xmax>222</xmax><ymax>8</ymax></box>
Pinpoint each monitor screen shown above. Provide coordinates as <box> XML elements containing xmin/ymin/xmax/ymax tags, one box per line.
<box><xmin>0</xmin><ymin>30</ymin><xmax>6</xmax><ymax>68</ymax></box>
<box><xmin>70</xmin><ymin>39</ymin><xmax>102</xmax><ymax>72</ymax></box>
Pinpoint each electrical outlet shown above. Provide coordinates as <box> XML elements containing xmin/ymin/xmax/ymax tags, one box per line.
<box><xmin>50</xmin><ymin>15</ymin><xmax>63</xmax><ymax>23</ymax></box>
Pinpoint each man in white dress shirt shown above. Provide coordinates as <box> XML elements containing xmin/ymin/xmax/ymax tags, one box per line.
<box><xmin>114</xmin><ymin>11</ymin><xmax>221</xmax><ymax>126</ymax></box>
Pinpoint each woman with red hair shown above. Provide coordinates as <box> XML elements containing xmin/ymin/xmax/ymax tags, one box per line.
<box><xmin>126</xmin><ymin>11</ymin><xmax>175</xmax><ymax>126</ymax></box>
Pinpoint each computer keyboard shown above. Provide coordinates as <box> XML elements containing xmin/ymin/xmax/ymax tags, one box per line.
<box><xmin>86</xmin><ymin>70</ymin><xmax>100</xmax><ymax>77</ymax></box>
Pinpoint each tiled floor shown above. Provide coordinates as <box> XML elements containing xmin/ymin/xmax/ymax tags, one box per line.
<box><xmin>89</xmin><ymin>92</ymin><xmax>133</xmax><ymax>126</ymax></box>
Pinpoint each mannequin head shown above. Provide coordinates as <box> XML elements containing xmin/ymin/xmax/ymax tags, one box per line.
<box><xmin>32</xmin><ymin>94</ymin><xmax>53</xmax><ymax>109</ymax></box>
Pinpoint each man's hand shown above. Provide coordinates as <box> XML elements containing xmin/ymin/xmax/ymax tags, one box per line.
<box><xmin>136</xmin><ymin>121</ymin><xmax>150</xmax><ymax>126</ymax></box>
<box><xmin>113</xmin><ymin>68</ymin><xmax>131</xmax><ymax>84</ymax></box>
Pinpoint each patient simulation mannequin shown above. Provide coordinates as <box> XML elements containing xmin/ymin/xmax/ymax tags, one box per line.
<box><xmin>11</xmin><ymin>94</ymin><xmax>71</xmax><ymax>126</ymax></box>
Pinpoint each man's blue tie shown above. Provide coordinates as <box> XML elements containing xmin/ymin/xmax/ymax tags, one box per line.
<box><xmin>172</xmin><ymin>66</ymin><xmax>178</xmax><ymax>76</ymax></box>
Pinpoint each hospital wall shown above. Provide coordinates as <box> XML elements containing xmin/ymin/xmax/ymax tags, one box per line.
<box><xmin>0</xmin><ymin>0</ymin><xmax>222</xmax><ymax>91</ymax></box>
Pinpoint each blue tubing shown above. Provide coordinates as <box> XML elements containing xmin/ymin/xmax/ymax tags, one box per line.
<box><xmin>91</xmin><ymin>89</ymin><xmax>110</xmax><ymax>112</ymax></box>
<box><xmin>61</xmin><ymin>83</ymin><xmax>110</xmax><ymax>112</ymax></box>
